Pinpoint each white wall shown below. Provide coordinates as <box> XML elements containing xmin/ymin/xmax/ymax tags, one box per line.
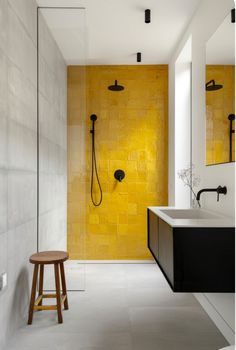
<box><xmin>175</xmin><ymin>37</ymin><xmax>192</xmax><ymax>208</ymax></box>
<box><xmin>169</xmin><ymin>0</ymin><xmax>235</xmax><ymax>344</ymax></box>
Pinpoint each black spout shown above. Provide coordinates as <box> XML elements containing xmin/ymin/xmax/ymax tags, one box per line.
<box><xmin>196</xmin><ymin>186</ymin><xmax>227</xmax><ymax>202</ymax></box>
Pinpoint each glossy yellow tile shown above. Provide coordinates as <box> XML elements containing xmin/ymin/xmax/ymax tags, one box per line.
<box><xmin>67</xmin><ymin>65</ymin><xmax>168</xmax><ymax>260</ymax></box>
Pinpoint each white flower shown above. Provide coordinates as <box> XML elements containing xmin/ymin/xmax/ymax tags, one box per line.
<box><xmin>177</xmin><ymin>165</ymin><xmax>201</xmax><ymax>207</ymax></box>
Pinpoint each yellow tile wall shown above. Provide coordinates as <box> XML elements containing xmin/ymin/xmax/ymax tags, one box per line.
<box><xmin>206</xmin><ymin>65</ymin><xmax>235</xmax><ymax>165</ymax></box>
<box><xmin>67</xmin><ymin>65</ymin><xmax>168</xmax><ymax>260</ymax></box>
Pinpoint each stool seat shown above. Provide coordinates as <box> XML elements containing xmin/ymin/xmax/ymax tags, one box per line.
<box><xmin>30</xmin><ymin>251</ymin><xmax>69</xmax><ymax>264</ymax></box>
<box><xmin>28</xmin><ymin>250</ymin><xmax>69</xmax><ymax>325</ymax></box>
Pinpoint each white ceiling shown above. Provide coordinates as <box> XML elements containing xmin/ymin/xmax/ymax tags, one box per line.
<box><xmin>40</xmin><ymin>9</ymin><xmax>87</xmax><ymax>64</ymax></box>
<box><xmin>206</xmin><ymin>12</ymin><xmax>235</xmax><ymax>65</ymax></box>
<box><xmin>37</xmin><ymin>0</ymin><xmax>202</xmax><ymax>65</ymax></box>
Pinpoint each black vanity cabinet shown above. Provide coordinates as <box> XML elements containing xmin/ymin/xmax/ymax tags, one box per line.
<box><xmin>147</xmin><ymin>209</ymin><xmax>235</xmax><ymax>292</ymax></box>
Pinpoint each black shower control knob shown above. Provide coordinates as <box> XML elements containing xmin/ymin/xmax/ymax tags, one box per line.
<box><xmin>114</xmin><ymin>169</ymin><xmax>125</xmax><ymax>182</ymax></box>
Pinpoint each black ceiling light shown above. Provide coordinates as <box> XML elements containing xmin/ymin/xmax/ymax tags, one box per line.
<box><xmin>231</xmin><ymin>8</ymin><xmax>235</xmax><ymax>23</ymax></box>
<box><xmin>145</xmin><ymin>9</ymin><xmax>151</xmax><ymax>23</ymax></box>
<box><xmin>137</xmin><ymin>52</ymin><xmax>141</xmax><ymax>63</ymax></box>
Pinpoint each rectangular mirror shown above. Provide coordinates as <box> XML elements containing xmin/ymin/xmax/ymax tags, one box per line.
<box><xmin>205</xmin><ymin>11</ymin><xmax>235</xmax><ymax>165</ymax></box>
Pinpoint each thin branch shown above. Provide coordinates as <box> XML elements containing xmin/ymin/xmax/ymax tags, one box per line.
<box><xmin>177</xmin><ymin>165</ymin><xmax>201</xmax><ymax>208</ymax></box>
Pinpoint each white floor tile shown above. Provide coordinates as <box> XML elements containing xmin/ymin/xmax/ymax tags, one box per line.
<box><xmin>125</xmin><ymin>287</ymin><xmax>197</xmax><ymax>308</ymax></box>
<box><xmin>129</xmin><ymin>306</ymin><xmax>226</xmax><ymax>334</ymax></box>
<box><xmin>43</xmin><ymin>261</ymin><xmax>86</xmax><ymax>291</ymax></box>
<box><xmin>123</xmin><ymin>263</ymin><xmax>170</xmax><ymax>289</ymax></box>
<box><xmin>5</xmin><ymin>264</ymin><xmax>229</xmax><ymax>350</ymax></box>
<box><xmin>131</xmin><ymin>331</ymin><xmax>228</xmax><ymax>350</ymax></box>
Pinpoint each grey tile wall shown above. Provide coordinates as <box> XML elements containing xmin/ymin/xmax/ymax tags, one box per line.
<box><xmin>0</xmin><ymin>1</ymin><xmax>37</xmax><ymax>348</ymax></box>
<box><xmin>0</xmin><ymin>2</ymin><xmax>67</xmax><ymax>349</ymax></box>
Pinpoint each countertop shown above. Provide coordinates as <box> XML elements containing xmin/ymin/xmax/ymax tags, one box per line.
<box><xmin>148</xmin><ymin>206</ymin><xmax>235</xmax><ymax>228</ymax></box>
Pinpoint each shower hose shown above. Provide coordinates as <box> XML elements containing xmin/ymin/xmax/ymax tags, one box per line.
<box><xmin>90</xmin><ymin>122</ymin><xmax>103</xmax><ymax>206</ymax></box>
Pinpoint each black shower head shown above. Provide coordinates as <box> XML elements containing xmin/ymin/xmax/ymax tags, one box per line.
<box><xmin>108</xmin><ymin>80</ymin><xmax>124</xmax><ymax>91</ymax></box>
<box><xmin>90</xmin><ymin>114</ymin><xmax>97</xmax><ymax>121</ymax></box>
<box><xmin>206</xmin><ymin>80</ymin><xmax>223</xmax><ymax>91</ymax></box>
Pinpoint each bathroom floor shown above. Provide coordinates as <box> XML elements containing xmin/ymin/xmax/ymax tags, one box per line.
<box><xmin>6</xmin><ymin>264</ymin><xmax>228</xmax><ymax>350</ymax></box>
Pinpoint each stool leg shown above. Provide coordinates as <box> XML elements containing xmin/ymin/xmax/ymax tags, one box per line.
<box><xmin>28</xmin><ymin>264</ymin><xmax>39</xmax><ymax>325</ymax></box>
<box><xmin>38</xmin><ymin>264</ymin><xmax>44</xmax><ymax>308</ymax></box>
<box><xmin>54</xmin><ymin>263</ymin><xmax>63</xmax><ymax>323</ymax></box>
<box><xmin>60</xmin><ymin>262</ymin><xmax>69</xmax><ymax>310</ymax></box>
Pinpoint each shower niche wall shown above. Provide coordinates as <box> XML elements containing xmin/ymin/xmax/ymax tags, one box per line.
<box><xmin>68</xmin><ymin>65</ymin><xmax>169</xmax><ymax>260</ymax></box>
<box><xmin>37</xmin><ymin>7</ymin><xmax>87</xmax><ymax>290</ymax></box>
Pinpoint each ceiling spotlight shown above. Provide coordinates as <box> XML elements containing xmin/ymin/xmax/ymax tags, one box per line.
<box><xmin>137</xmin><ymin>52</ymin><xmax>141</xmax><ymax>63</ymax></box>
<box><xmin>145</xmin><ymin>9</ymin><xmax>151</xmax><ymax>23</ymax></box>
<box><xmin>231</xmin><ymin>8</ymin><xmax>235</xmax><ymax>23</ymax></box>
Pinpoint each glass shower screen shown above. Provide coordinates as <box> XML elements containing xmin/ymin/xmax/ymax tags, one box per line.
<box><xmin>37</xmin><ymin>7</ymin><xmax>87</xmax><ymax>291</ymax></box>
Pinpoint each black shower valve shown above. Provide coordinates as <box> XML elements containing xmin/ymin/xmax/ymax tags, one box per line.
<box><xmin>114</xmin><ymin>169</ymin><xmax>125</xmax><ymax>182</ymax></box>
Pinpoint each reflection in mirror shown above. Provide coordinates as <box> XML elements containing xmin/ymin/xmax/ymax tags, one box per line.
<box><xmin>205</xmin><ymin>12</ymin><xmax>235</xmax><ymax>165</ymax></box>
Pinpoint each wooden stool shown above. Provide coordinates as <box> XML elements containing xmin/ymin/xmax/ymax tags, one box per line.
<box><xmin>28</xmin><ymin>251</ymin><xmax>69</xmax><ymax>325</ymax></box>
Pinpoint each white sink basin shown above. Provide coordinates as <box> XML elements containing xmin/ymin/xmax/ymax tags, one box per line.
<box><xmin>160</xmin><ymin>209</ymin><xmax>220</xmax><ymax>220</ymax></box>
<box><xmin>148</xmin><ymin>207</ymin><xmax>234</xmax><ymax>227</ymax></box>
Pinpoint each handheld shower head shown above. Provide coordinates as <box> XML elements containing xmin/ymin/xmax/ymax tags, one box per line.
<box><xmin>90</xmin><ymin>114</ymin><xmax>97</xmax><ymax>122</ymax></box>
<box><xmin>90</xmin><ymin>114</ymin><xmax>97</xmax><ymax>134</ymax></box>
<box><xmin>228</xmin><ymin>114</ymin><xmax>235</xmax><ymax>121</ymax></box>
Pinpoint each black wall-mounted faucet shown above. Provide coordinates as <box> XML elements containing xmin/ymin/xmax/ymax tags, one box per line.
<box><xmin>196</xmin><ymin>186</ymin><xmax>227</xmax><ymax>202</ymax></box>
